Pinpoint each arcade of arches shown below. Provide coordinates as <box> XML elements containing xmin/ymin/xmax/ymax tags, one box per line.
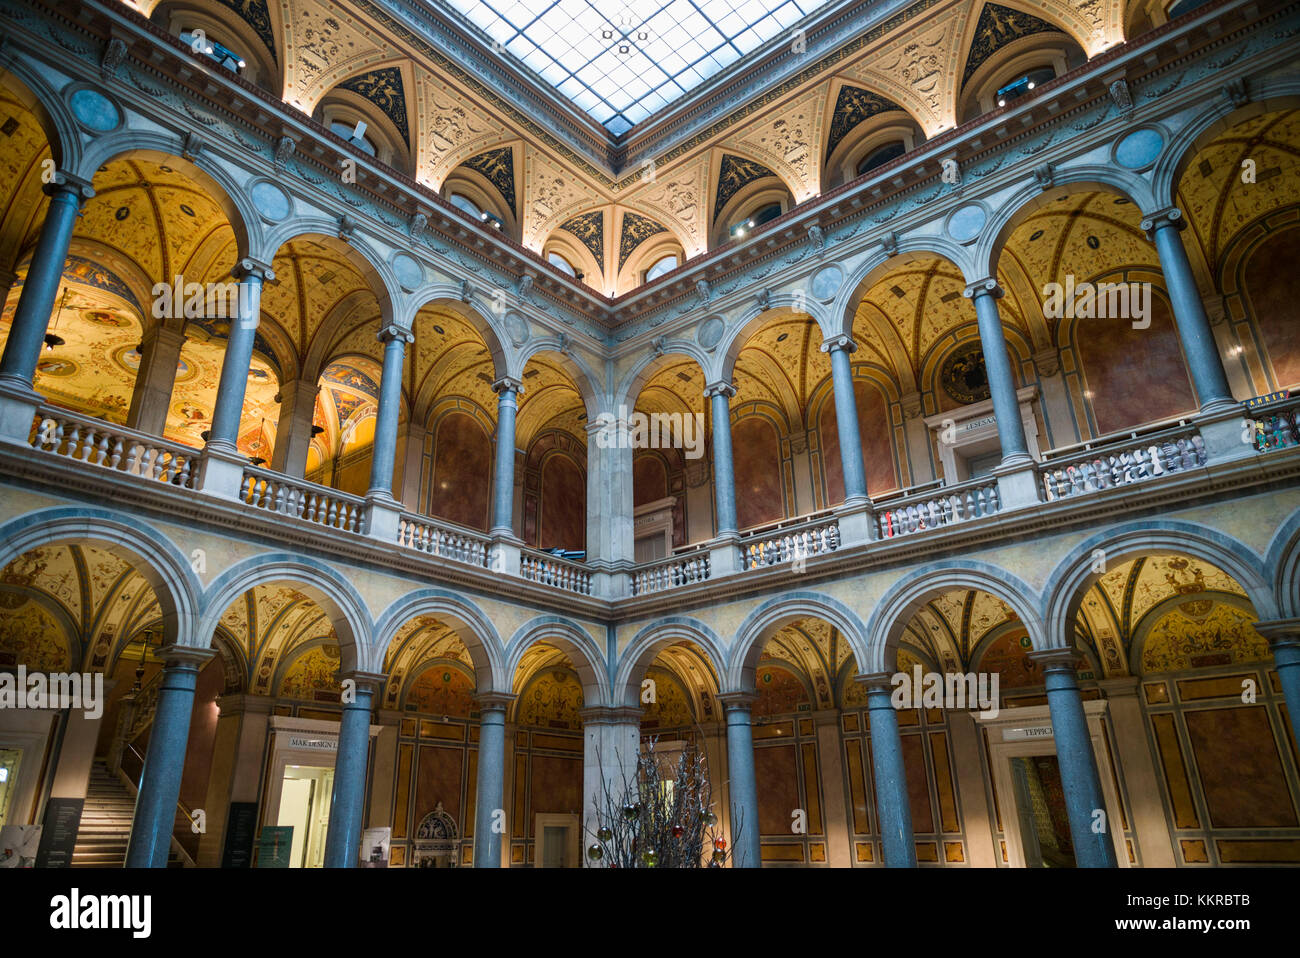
<box><xmin>1</xmin><ymin>0</ymin><xmax>1299</xmax><ymax>870</ymax></box>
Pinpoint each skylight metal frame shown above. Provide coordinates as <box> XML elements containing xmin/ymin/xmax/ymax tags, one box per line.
<box><xmin>435</xmin><ymin>0</ymin><xmax>832</xmax><ymax>134</ymax></box>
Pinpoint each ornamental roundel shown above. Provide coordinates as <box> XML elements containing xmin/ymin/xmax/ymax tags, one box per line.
<box><xmin>939</xmin><ymin>341</ymin><xmax>990</xmax><ymax>404</ymax></box>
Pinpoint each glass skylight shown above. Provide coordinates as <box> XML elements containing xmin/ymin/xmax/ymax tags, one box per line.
<box><xmin>436</xmin><ymin>0</ymin><xmax>833</xmax><ymax>134</ymax></box>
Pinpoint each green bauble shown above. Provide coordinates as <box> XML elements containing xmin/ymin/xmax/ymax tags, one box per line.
<box><xmin>597</xmin><ymin>826</ymin><xmax>612</xmax><ymax>842</ymax></box>
<box><xmin>711</xmin><ymin>848</ymin><xmax>725</xmax><ymax>863</ymax></box>
<box><xmin>704</xmin><ymin>811</ymin><xmax>717</xmax><ymax>826</ymax></box>
<box><xmin>641</xmin><ymin>847</ymin><xmax>658</xmax><ymax>867</ymax></box>
<box><xmin>707</xmin><ymin>859</ymin><xmax>721</xmax><ymax>868</ymax></box>
<box><xmin>587</xmin><ymin>843</ymin><xmax>604</xmax><ymax>861</ymax></box>
<box><xmin>622</xmin><ymin>802</ymin><xmax>641</xmax><ymax>820</ymax></box>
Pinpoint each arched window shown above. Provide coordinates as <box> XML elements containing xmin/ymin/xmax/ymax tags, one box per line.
<box><xmin>329</xmin><ymin>120</ymin><xmax>376</xmax><ymax>156</ymax></box>
<box><xmin>995</xmin><ymin>66</ymin><xmax>1056</xmax><ymax>107</ymax></box>
<box><xmin>730</xmin><ymin>202</ymin><xmax>782</xmax><ymax>239</ymax></box>
<box><xmin>644</xmin><ymin>253</ymin><xmax>678</xmax><ymax>282</ymax></box>
<box><xmin>548</xmin><ymin>251</ymin><xmax>577</xmax><ymax>277</ymax></box>
<box><xmin>178</xmin><ymin>28</ymin><xmax>245</xmax><ymax>73</ymax></box>
<box><xmin>856</xmin><ymin>141</ymin><xmax>906</xmax><ymax>177</ymax></box>
<box><xmin>449</xmin><ymin>192</ymin><xmax>503</xmax><ymax>230</ymax></box>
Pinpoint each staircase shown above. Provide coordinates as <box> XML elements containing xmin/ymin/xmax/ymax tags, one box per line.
<box><xmin>71</xmin><ymin>761</ymin><xmax>183</xmax><ymax>867</ymax></box>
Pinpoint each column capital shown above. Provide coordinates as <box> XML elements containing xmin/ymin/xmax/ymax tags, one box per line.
<box><xmin>232</xmin><ymin>258</ymin><xmax>275</xmax><ymax>282</ymax></box>
<box><xmin>336</xmin><ymin>670</ymin><xmax>386</xmax><ymax>697</ymax></box>
<box><xmin>820</xmin><ymin>334</ymin><xmax>857</xmax><ymax>354</ymax></box>
<box><xmin>717</xmin><ymin>690</ymin><xmax>760</xmax><ymax>711</ymax></box>
<box><xmin>1254</xmin><ymin>618</ymin><xmax>1300</xmax><ymax>645</ymax></box>
<box><xmin>158</xmin><ymin>644</ymin><xmax>216</xmax><ymax>669</ymax></box>
<box><xmin>44</xmin><ymin>171</ymin><xmax>95</xmax><ymax>201</ymax></box>
<box><xmin>376</xmin><ymin>324</ymin><xmax>415</xmax><ymax>345</ymax></box>
<box><xmin>492</xmin><ymin>375</ymin><xmax>524</xmax><ymax>396</ymax></box>
<box><xmin>1025</xmin><ymin>647</ymin><xmax>1082</xmax><ymax>671</ymax></box>
<box><xmin>853</xmin><ymin>671</ymin><xmax>896</xmax><ymax>695</ymax></box>
<box><xmin>703</xmin><ymin>380</ymin><xmax>736</xmax><ymax>400</ymax></box>
<box><xmin>578</xmin><ymin>705</ymin><xmax>643</xmax><ymax>726</ymax></box>
<box><xmin>962</xmin><ymin>277</ymin><xmax>1003</xmax><ymax>300</ymax></box>
<box><xmin>1140</xmin><ymin>206</ymin><xmax>1186</xmax><ymax>238</ymax></box>
<box><xmin>475</xmin><ymin>691</ymin><xmax>516</xmax><ymax>713</ymax></box>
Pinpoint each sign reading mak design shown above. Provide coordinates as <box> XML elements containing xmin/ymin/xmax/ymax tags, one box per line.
<box><xmin>287</xmin><ymin>735</ymin><xmax>338</xmax><ymax>751</ymax></box>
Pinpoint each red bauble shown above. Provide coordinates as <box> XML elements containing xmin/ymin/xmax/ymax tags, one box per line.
<box><xmin>713</xmin><ymin>838</ymin><xmax>727</xmax><ymax>851</ymax></box>
<box><xmin>671</xmin><ymin>824</ymin><xmax>684</xmax><ymax>838</ymax></box>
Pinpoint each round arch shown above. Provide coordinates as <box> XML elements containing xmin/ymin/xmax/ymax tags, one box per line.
<box><xmin>973</xmin><ymin>168</ymin><xmax>1155</xmax><ymax>280</ymax></box>
<box><xmin>613</xmin><ymin>346</ymin><xmax>711</xmax><ymax>412</ymax></box>
<box><xmin>1040</xmin><ymin>521</ymin><xmax>1278</xmax><ymax>652</ymax></box>
<box><xmin>1264</xmin><ymin>508</ymin><xmax>1300</xmax><ymax>621</ymax></box>
<box><xmin>372</xmin><ymin>588</ymin><xmax>507</xmax><ymax>694</ymax></box>
<box><xmin>726</xmin><ymin>591</ymin><xmax>870</xmax><ymax>692</ymax></box>
<box><xmin>2</xmin><ymin>55</ymin><xmax>79</xmax><ymax>172</ymax></box>
<box><xmin>402</xmin><ymin>290</ymin><xmax>508</xmax><ymax>384</ymax></box>
<box><xmin>504</xmin><ymin>615</ymin><xmax>611</xmax><ymax>707</ymax></box>
<box><xmin>717</xmin><ymin>299</ymin><xmax>834</xmax><ymax>384</ymax></box>
<box><xmin>832</xmin><ymin>238</ymin><xmax>977</xmax><ymax>341</ymax></box>
<box><xmin>76</xmin><ymin>140</ymin><xmax>259</xmax><ymax>262</ymax></box>
<box><xmin>514</xmin><ymin>342</ymin><xmax>604</xmax><ymax>417</ymax></box>
<box><xmin>261</xmin><ymin>219</ymin><xmax>402</xmax><ymax>328</ymax></box>
<box><xmin>0</xmin><ymin>507</ymin><xmax>201</xmax><ymax>647</ymax></box>
<box><xmin>612</xmin><ymin>616</ymin><xmax>728</xmax><ymax>709</ymax></box>
<box><xmin>198</xmin><ymin>554</ymin><xmax>375</xmax><ymax>673</ymax></box>
<box><xmin>863</xmin><ymin>562</ymin><xmax>1047</xmax><ymax>672</ymax></box>
<box><xmin>1151</xmin><ymin>85</ymin><xmax>1300</xmax><ymax>212</ymax></box>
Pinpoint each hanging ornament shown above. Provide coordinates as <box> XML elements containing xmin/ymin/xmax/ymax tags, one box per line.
<box><xmin>704</xmin><ymin>811</ymin><xmax>717</xmax><ymax>826</ymax></box>
<box><xmin>712</xmin><ymin>849</ymin><xmax>726</xmax><ymax>863</ymax></box>
<box><xmin>641</xmin><ymin>847</ymin><xmax>658</xmax><ymax>867</ymax></box>
<box><xmin>713</xmin><ymin>837</ymin><xmax>727</xmax><ymax>852</ymax></box>
<box><xmin>708</xmin><ymin>858</ymin><xmax>721</xmax><ymax>868</ymax></box>
<box><xmin>671</xmin><ymin>824</ymin><xmax>684</xmax><ymax>838</ymax></box>
<box><xmin>597</xmin><ymin>826</ymin><xmax>612</xmax><ymax>842</ymax></box>
<box><xmin>622</xmin><ymin>802</ymin><xmax>641</xmax><ymax>820</ymax></box>
<box><xmin>587</xmin><ymin>843</ymin><xmax>604</xmax><ymax>861</ymax></box>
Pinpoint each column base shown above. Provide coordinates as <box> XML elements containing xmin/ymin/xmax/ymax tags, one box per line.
<box><xmin>834</xmin><ymin>498</ymin><xmax>875</xmax><ymax>546</ymax></box>
<box><xmin>194</xmin><ymin>443</ymin><xmax>250</xmax><ymax>500</ymax></box>
<box><xmin>586</xmin><ymin>558</ymin><xmax>632</xmax><ymax>600</ymax></box>
<box><xmin>708</xmin><ymin>532</ymin><xmax>743</xmax><ymax>577</ymax></box>
<box><xmin>993</xmin><ymin>461</ymin><xmax>1041</xmax><ymax>511</ymax></box>
<box><xmin>487</xmin><ymin>533</ymin><xmax>522</xmax><ymax>578</ymax></box>
<box><xmin>0</xmin><ymin>376</ymin><xmax>40</xmax><ymax>445</ymax></box>
<box><xmin>1196</xmin><ymin>402</ymin><xmax>1252</xmax><ymax>465</ymax></box>
<box><xmin>364</xmin><ymin>493</ymin><xmax>401</xmax><ymax>541</ymax></box>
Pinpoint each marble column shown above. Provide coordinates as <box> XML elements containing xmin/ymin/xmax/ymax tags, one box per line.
<box><xmin>125</xmin><ymin>647</ymin><xmax>213</xmax><ymax>868</ymax></box>
<box><xmin>860</xmin><ymin>673</ymin><xmax>916</xmax><ymax>867</ymax></box>
<box><xmin>822</xmin><ymin>335</ymin><xmax>868</xmax><ymax>504</ymax></box>
<box><xmin>720</xmin><ymin>692</ymin><xmax>761</xmax><ymax>868</ymax></box>
<box><xmin>963</xmin><ymin>279</ymin><xmax>1031</xmax><ymax>467</ymax></box>
<box><xmin>473</xmin><ymin>693</ymin><xmax>513</xmax><ymax>868</ymax></box>
<box><xmin>1098</xmin><ymin>677</ymin><xmax>1176</xmax><ymax>866</ymax></box>
<box><xmin>270</xmin><ymin>377</ymin><xmax>319</xmax><ymax>477</ymax></box>
<box><xmin>1141</xmin><ymin>208</ymin><xmax>1234</xmax><ymax>412</ymax></box>
<box><xmin>366</xmin><ymin>325</ymin><xmax>413</xmax><ymax>499</ymax></box>
<box><xmin>206</xmin><ymin>259</ymin><xmax>274</xmax><ymax>452</ymax></box>
<box><xmin>0</xmin><ymin>173</ymin><xmax>95</xmax><ymax>390</ymax></box>
<box><xmin>813</xmin><ymin>710</ymin><xmax>852</xmax><ymax>867</ymax></box>
<box><xmin>1255</xmin><ymin>621</ymin><xmax>1300</xmax><ymax>754</ymax></box>
<box><xmin>490</xmin><ymin>377</ymin><xmax>522</xmax><ymax>536</ymax></box>
<box><xmin>322</xmin><ymin>673</ymin><xmax>381</xmax><ymax>868</ymax></box>
<box><xmin>580</xmin><ymin>706</ymin><xmax>641</xmax><ymax>858</ymax></box>
<box><xmin>1029</xmin><ymin>649</ymin><xmax>1117</xmax><ymax>867</ymax></box>
<box><xmin>704</xmin><ymin>381</ymin><xmax>738</xmax><ymax>536</ymax></box>
<box><xmin>126</xmin><ymin>325</ymin><xmax>187</xmax><ymax>436</ymax></box>
<box><xmin>585</xmin><ymin>412</ymin><xmax>635</xmax><ymax>596</ymax></box>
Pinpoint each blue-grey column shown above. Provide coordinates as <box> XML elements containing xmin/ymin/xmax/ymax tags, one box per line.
<box><xmin>862</xmin><ymin>674</ymin><xmax>916</xmax><ymax>867</ymax></box>
<box><xmin>720</xmin><ymin>692</ymin><xmax>761</xmax><ymax>867</ymax></box>
<box><xmin>705</xmin><ymin>382</ymin><xmax>738</xmax><ymax>536</ymax></box>
<box><xmin>0</xmin><ymin>174</ymin><xmax>94</xmax><ymax>388</ymax></box>
<box><xmin>366</xmin><ymin>325</ymin><xmax>413</xmax><ymax>497</ymax></box>
<box><xmin>1257</xmin><ymin>625</ymin><xmax>1300</xmax><ymax>753</ymax></box>
<box><xmin>1032</xmin><ymin>649</ymin><xmax>1118</xmax><ymax>867</ymax></box>
<box><xmin>1142</xmin><ymin>207</ymin><xmax>1234</xmax><ymax>411</ymax></box>
<box><xmin>473</xmin><ymin>694</ymin><xmax>511</xmax><ymax>867</ymax></box>
<box><xmin>823</xmin><ymin>335</ymin><xmax>869</xmax><ymax>504</ymax></box>
<box><xmin>322</xmin><ymin>674</ymin><xmax>379</xmax><ymax>868</ymax></box>
<box><xmin>206</xmin><ymin>260</ymin><xmax>273</xmax><ymax>450</ymax></box>
<box><xmin>490</xmin><ymin>378</ymin><xmax>522</xmax><ymax>535</ymax></box>
<box><xmin>125</xmin><ymin>648</ymin><xmax>212</xmax><ymax>868</ymax></box>
<box><xmin>963</xmin><ymin>279</ymin><xmax>1030</xmax><ymax>467</ymax></box>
